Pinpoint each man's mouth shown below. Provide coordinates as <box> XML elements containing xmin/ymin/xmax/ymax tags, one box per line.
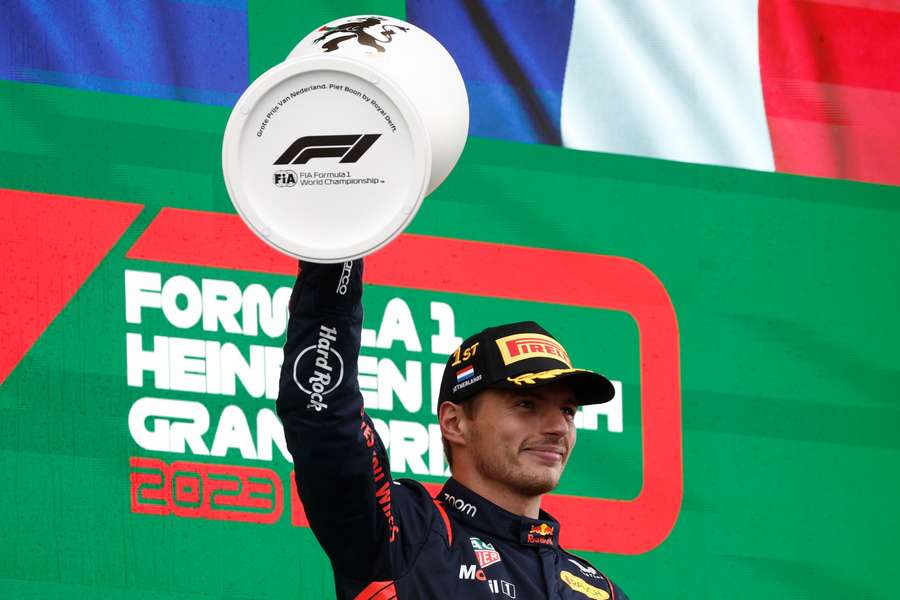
<box><xmin>521</xmin><ymin>445</ymin><xmax>567</xmax><ymax>464</ymax></box>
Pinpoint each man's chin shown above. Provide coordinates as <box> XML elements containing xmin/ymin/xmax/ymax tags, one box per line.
<box><xmin>474</xmin><ymin>454</ymin><xmax>562</xmax><ymax>497</ymax></box>
<box><xmin>509</xmin><ymin>469</ymin><xmax>561</xmax><ymax>497</ymax></box>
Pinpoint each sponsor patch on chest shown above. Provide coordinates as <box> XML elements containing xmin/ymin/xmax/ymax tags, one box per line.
<box><xmin>560</xmin><ymin>571</ymin><xmax>609</xmax><ymax>599</ymax></box>
<box><xmin>470</xmin><ymin>537</ymin><xmax>502</xmax><ymax>568</ymax></box>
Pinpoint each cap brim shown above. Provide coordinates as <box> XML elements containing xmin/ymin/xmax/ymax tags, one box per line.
<box><xmin>494</xmin><ymin>368</ymin><xmax>615</xmax><ymax>405</ymax></box>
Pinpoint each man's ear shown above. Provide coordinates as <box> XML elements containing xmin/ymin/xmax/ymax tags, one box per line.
<box><xmin>438</xmin><ymin>401</ymin><xmax>466</xmax><ymax>446</ymax></box>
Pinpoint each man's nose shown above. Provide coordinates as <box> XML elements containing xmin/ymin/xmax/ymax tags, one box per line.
<box><xmin>540</xmin><ymin>406</ymin><xmax>570</xmax><ymax>437</ymax></box>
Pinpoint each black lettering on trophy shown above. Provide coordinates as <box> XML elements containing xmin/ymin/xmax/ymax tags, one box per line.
<box><xmin>274</xmin><ymin>134</ymin><xmax>381</xmax><ymax>165</ymax></box>
<box><xmin>273</xmin><ymin>170</ymin><xmax>297</xmax><ymax>187</ymax></box>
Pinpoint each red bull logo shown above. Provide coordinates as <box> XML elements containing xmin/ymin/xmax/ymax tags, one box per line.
<box><xmin>496</xmin><ymin>333</ymin><xmax>572</xmax><ymax>367</ymax></box>
<box><xmin>527</xmin><ymin>522</ymin><xmax>555</xmax><ymax>545</ymax></box>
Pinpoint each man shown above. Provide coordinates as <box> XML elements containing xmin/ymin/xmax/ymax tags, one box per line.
<box><xmin>277</xmin><ymin>260</ymin><xmax>629</xmax><ymax>599</ymax></box>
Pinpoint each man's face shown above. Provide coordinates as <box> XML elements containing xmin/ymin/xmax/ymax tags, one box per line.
<box><xmin>462</xmin><ymin>382</ymin><xmax>579</xmax><ymax>498</ymax></box>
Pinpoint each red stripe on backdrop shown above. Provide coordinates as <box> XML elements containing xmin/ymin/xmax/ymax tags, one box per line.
<box><xmin>128</xmin><ymin>207</ymin><xmax>296</xmax><ymax>275</ymax></box>
<box><xmin>765</xmin><ymin>84</ymin><xmax>900</xmax><ymax>184</ymax></box>
<box><xmin>812</xmin><ymin>0</ymin><xmax>900</xmax><ymax>12</ymax></box>
<box><xmin>761</xmin><ymin>0</ymin><xmax>900</xmax><ymax>91</ymax></box>
<box><xmin>127</xmin><ymin>207</ymin><xmax>668</xmax><ymax>309</ymax></box>
<box><xmin>128</xmin><ymin>208</ymin><xmax>682</xmax><ymax>554</ymax></box>
<box><xmin>760</xmin><ymin>0</ymin><xmax>900</xmax><ymax>185</ymax></box>
<box><xmin>0</xmin><ymin>189</ymin><xmax>142</xmax><ymax>384</ymax></box>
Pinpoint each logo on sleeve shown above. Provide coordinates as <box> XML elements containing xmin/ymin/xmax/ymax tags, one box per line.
<box><xmin>293</xmin><ymin>324</ymin><xmax>344</xmax><ymax>411</ymax></box>
<box><xmin>560</xmin><ymin>571</ymin><xmax>609</xmax><ymax>600</ymax></box>
<box><xmin>335</xmin><ymin>261</ymin><xmax>353</xmax><ymax>295</ymax></box>
<box><xmin>566</xmin><ymin>558</ymin><xmax>601</xmax><ymax>580</ymax></box>
<box><xmin>470</xmin><ymin>537</ymin><xmax>502</xmax><ymax>568</ymax></box>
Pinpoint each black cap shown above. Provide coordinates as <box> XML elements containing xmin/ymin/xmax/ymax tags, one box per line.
<box><xmin>437</xmin><ymin>321</ymin><xmax>615</xmax><ymax>407</ymax></box>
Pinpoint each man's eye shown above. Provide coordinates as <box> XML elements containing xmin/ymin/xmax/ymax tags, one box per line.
<box><xmin>516</xmin><ymin>399</ymin><xmax>535</xmax><ymax>409</ymax></box>
<box><xmin>562</xmin><ymin>407</ymin><xmax>577</xmax><ymax>418</ymax></box>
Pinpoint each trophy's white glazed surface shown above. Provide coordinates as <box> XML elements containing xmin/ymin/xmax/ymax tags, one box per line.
<box><xmin>222</xmin><ymin>15</ymin><xmax>468</xmax><ymax>262</ymax></box>
<box><xmin>288</xmin><ymin>15</ymin><xmax>469</xmax><ymax>195</ymax></box>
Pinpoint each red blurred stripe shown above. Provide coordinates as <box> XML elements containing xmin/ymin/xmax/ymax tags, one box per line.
<box><xmin>353</xmin><ymin>581</ymin><xmax>397</xmax><ymax>600</ymax></box>
<box><xmin>813</xmin><ymin>0</ymin><xmax>900</xmax><ymax>12</ymax></box>
<box><xmin>760</xmin><ymin>0</ymin><xmax>900</xmax><ymax>185</ymax></box>
<box><xmin>127</xmin><ymin>206</ymin><xmax>296</xmax><ymax>275</ymax></box>
<box><xmin>761</xmin><ymin>0</ymin><xmax>900</xmax><ymax>91</ymax></box>
<box><xmin>126</xmin><ymin>208</ymin><xmax>665</xmax><ymax>309</ymax></box>
<box><xmin>0</xmin><ymin>189</ymin><xmax>142</xmax><ymax>384</ymax></box>
<box><xmin>432</xmin><ymin>499</ymin><xmax>453</xmax><ymax>546</ymax></box>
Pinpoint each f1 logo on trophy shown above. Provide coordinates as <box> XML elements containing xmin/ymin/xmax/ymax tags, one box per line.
<box><xmin>222</xmin><ymin>15</ymin><xmax>469</xmax><ymax>261</ymax></box>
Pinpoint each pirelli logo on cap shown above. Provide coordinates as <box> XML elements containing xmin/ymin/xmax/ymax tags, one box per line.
<box><xmin>496</xmin><ymin>333</ymin><xmax>572</xmax><ymax>367</ymax></box>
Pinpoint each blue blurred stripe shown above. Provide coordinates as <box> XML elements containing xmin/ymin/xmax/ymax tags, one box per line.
<box><xmin>407</xmin><ymin>0</ymin><xmax>575</xmax><ymax>145</ymax></box>
<box><xmin>0</xmin><ymin>0</ymin><xmax>248</xmax><ymax>105</ymax></box>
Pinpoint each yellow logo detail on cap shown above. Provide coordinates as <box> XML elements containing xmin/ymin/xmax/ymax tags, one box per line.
<box><xmin>560</xmin><ymin>571</ymin><xmax>610</xmax><ymax>599</ymax></box>
<box><xmin>506</xmin><ymin>368</ymin><xmax>588</xmax><ymax>386</ymax></box>
<box><xmin>496</xmin><ymin>333</ymin><xmax>571</xmax><ymax>367</ymax></box>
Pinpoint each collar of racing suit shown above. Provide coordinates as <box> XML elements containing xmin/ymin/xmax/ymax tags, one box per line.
<box><xmin>437</xmin><ymin>478</ymin><xmax>562</xmax><ymax>548</ymax></box>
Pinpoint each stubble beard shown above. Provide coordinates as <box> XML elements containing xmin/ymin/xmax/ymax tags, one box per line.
<box><xmin>471</xmin><ymin>429</ymin><xmax>564</xmax><ymax>498</ymax></box>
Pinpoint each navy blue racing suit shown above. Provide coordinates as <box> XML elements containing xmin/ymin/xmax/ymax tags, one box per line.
<box><xmin>276</xmin><ymin>260</ymin><xmax>630</xmax><ymax>600</ymax></box>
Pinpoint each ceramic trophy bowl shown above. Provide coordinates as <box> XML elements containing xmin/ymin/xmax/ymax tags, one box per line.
<box><xmin>222</xmin><ymin>15</ymin><xmax>469</xmax><ymax>262</ymax></box>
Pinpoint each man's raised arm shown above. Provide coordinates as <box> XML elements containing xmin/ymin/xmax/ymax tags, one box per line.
<box><xmin>276</xmin><ymin>260</ymin><xmax>432</xmax><ymax>582</ymax></box>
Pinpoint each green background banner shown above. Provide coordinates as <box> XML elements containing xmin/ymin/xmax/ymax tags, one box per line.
<box><xmin>2</xmin><ymin>1</ymin><xmax>899</xmax><ymax>598</ymax></box>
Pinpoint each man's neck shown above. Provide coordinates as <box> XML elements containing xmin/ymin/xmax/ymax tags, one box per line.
<box><xmin>451</xmin><ymin>471</ymin><xmax>543</xmax><ymax>519</ymax></box>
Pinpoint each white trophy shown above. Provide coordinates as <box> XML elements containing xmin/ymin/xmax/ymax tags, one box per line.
<box><xmin>222</xmin><ymin>15</ymin><xmax>469</xmax><ymax>262</ymax></box>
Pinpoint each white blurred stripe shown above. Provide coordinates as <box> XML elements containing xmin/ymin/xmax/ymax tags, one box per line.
<box><xmin>560</xmin><ymin>0</ymin><xmax>774</xmax><ymax>171</ymax></box>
